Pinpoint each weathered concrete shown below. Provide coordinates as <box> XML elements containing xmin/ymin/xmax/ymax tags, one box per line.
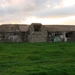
<box><xmin>0</xmin><ymin>23</ymin><xmax>75</xmax><ymax>42</ymax></box>
<box><xmin>28</xmin><ymin>24</ymin><xmax>47</xmax><ymax>42</ymax></box>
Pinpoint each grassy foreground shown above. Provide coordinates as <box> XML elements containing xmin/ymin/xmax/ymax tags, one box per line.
<box><xmin>0</xmin><ymin>42</ymin><xmax>75</xmax><ymax>75</ymax></box>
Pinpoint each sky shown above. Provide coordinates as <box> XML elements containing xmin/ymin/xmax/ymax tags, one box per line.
<box><xmin>0</xmin><ymin>0</ymin><xmax>75</xmax><ymax>25</ymax></box>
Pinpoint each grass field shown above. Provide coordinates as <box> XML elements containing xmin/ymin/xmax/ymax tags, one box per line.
<box><xmin>0</xmin><ymin>42</ymin><xmax>75</xmax><ymax>75</ymax></box>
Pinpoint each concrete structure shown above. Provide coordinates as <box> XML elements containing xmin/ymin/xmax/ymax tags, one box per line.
<box><xmin>0</xmin><ymin>23</ymin><xmax>75</xmax><ymax>42</ymax></box>
<box><xmin>28</xmin><ymin>23</ymin><xmax>47</xmax><ymax>42</ymax></box>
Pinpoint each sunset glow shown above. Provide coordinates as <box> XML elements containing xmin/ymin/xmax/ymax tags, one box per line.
<box><xmin>0</xmin><ymin>0</ymin><xmax>75</xmax><ymax>25</ymax></box>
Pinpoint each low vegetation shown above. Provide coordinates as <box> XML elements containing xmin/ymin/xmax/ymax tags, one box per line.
<box><xmin>0</xmin><ymin>42</ymin><xmax>75</xmax><ymax>75</ymax></box>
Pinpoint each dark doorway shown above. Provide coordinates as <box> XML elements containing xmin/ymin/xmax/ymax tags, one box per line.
<box><xmin>34</xmin><ymin>25</ymin><xmax>41</xmax><ymax>31</ymax></box>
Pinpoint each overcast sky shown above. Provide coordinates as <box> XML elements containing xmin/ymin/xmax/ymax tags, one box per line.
<box><xmin>0</xmin><ymin>0</ymin><xmax>75</xmax><ymax>25</ymax></box>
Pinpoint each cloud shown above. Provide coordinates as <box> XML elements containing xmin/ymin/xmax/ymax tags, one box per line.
<box><xmin>0</xmin><ymin>0</ymin><xmax>75</xmax><ymax>24</ymax></box>
<box><xmin>63</xmin><ymin>20</ymin><xmax>75</xmax><ymax>25</ymax></box>
<box><xmin>0</xmin><ymin>0</ymin><xmax>63</xmax><ymax>15</ymax></box>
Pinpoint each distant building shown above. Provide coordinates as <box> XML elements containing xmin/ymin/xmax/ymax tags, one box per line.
<box><xmin>0</xmin><ymin>23</ymin><xmax>75</xmax><ymax>42</ymax></box>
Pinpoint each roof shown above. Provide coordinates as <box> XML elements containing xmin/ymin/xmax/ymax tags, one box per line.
<box><xmin>31</xmin><ymin>23</ymin><xmax>42</xmax><ymax>25</ymax></box>
<box><xmin>19</xmin><ymin>25</ymin><xmax>30</xmax><ymax>32</ymax></box>
<box><xmin>0</xmin><ymin>24</ymin><xmax>75</xmax><ymax>32</ymax></box>
<box><xmin>44</xmin><ymin>25</ymin><xmax>75</xmax><ymax>32</ymax></box>
<box><xmin>0</xmin><ymin>24</ymin><xmax>30</xmax><ymax>32</ymax></box>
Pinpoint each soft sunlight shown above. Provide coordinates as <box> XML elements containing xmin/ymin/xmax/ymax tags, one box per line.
<box><xmin>47</xmin><ymin>5</ymin><xmax>50</xmax><ymax>8</ymax></box>
<box><xmin>0</xmin><ymin>0</ymin><xmax>75</xmax><ymax>25</ymax></box>
<box><xmin>20</xmin><ymin>16</ymin><xmax>75</xmax><ymax>25</ymax></box>
<box><xmin>1</xmin><ymin>4</ymin><xmax>5</xmax><ymax>7</ymax></box>
<box><xmin>20</xmin><ymin>17</ymin><xmax>66</xmax><ymax>24</ymax></box>
<box><xmin>63</xmin><ymin>0</ymin><xmax>75</xmax><ymax>7</ymax></box>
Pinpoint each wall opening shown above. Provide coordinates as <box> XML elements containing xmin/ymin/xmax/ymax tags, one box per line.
<box><xmin>66</xmin><ymin>32</ymin><xmax>73</xmax><ymax>41</ymax></box>
<box><xmin>34</xmin><ymin>25</ymin><xmax>41</xmax><ymax>31</ymax></box>
<box><xmin>66</xmin><ymin>32</ymin><xmax>73</xmax><ymax>37</ymax></box>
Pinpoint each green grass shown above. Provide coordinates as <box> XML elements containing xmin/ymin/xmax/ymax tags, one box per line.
<box><xmin>0</xmin><ymin>42</ymin><xmax>75</xmax><ymax>75</ymax></box>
